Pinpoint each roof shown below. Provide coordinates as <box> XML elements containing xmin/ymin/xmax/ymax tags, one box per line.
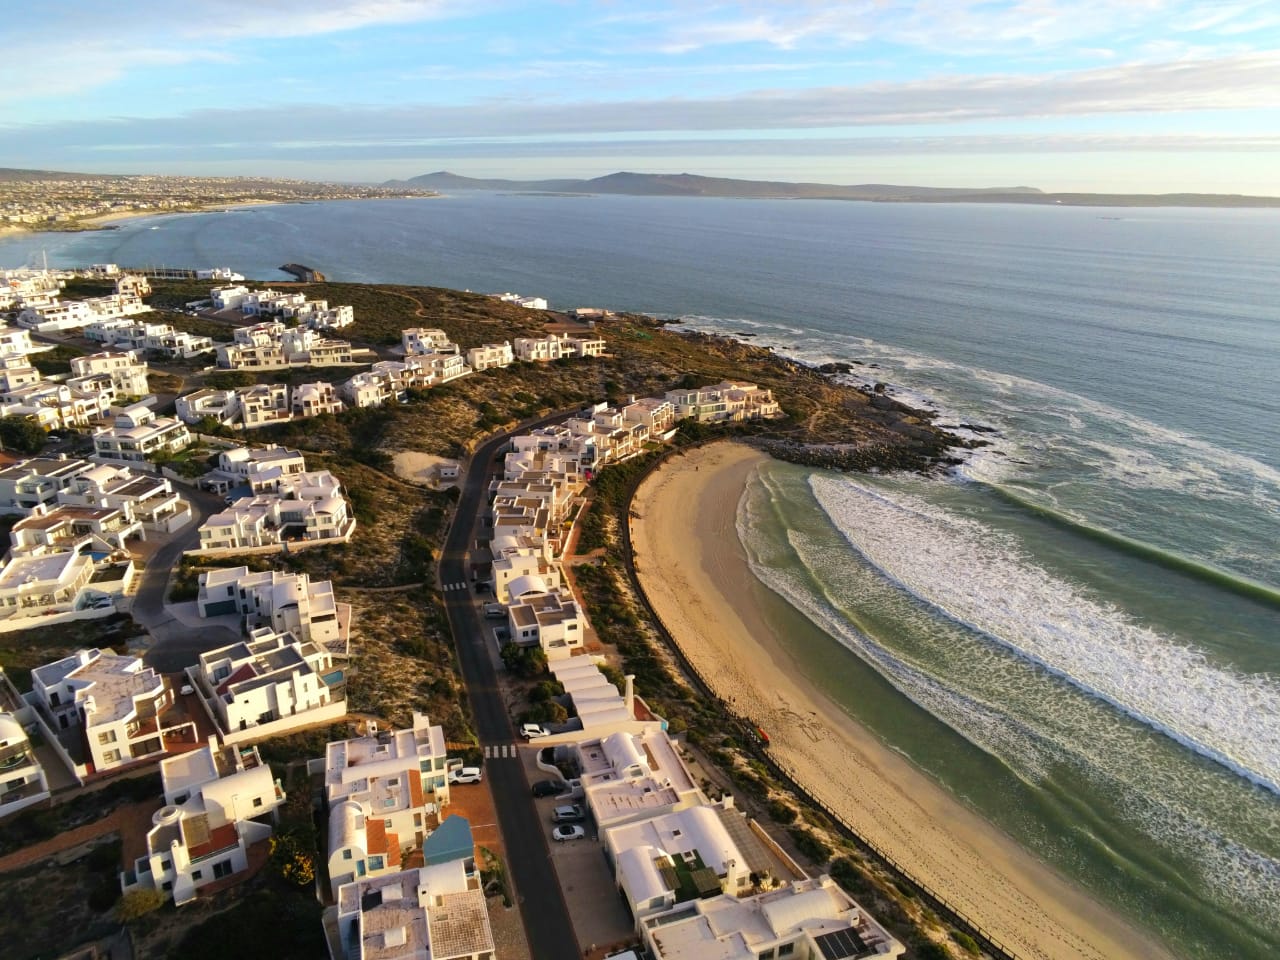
<box><xmin>422</xmin><ymin>815</ymin><xmax>474</xmax><ymax>866</ymax></box>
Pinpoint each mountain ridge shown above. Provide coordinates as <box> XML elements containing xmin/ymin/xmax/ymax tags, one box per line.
<box><xmin>388</xmin><ymin>170</ymin><xmax>1280</xmax><ymax>207</ymax></box>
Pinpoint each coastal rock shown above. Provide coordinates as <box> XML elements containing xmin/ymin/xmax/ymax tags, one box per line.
<box><xmin>816</xmin><ymin>361</ymin><xmax>854</xmax><ymax>374</ymax></box>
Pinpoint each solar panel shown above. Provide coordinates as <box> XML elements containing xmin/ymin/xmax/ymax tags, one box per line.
<box><xmin>814</xmin><ymin>927</ymin><xmax>871</xmax><ymax>960</ymax></box>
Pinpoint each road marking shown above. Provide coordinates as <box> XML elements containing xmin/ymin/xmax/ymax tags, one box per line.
<box><xmin>482</xmin><ymin>744</ymin><xmax>519</xmax><ymax>759</ymax></box>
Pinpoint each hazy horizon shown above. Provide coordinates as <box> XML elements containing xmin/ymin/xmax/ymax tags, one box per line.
<box><xmin>2</xmin><ymin>2</ymin><xmax>1278</xmax><ymax>195</ymax></box>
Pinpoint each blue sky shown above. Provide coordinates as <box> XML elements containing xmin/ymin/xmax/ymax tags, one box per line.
<box><xmin>2</xmin><ymin>1</ymin><xmax>1278</xmax><ymax>192</ymax></box>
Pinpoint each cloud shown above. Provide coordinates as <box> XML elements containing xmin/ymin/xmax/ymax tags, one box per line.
<box><xmin>1</xmin><ymin>51</ymin><xmax>1277</xmax><ymax>167</ymax></box>
<box><xmin>653</xmin><ymin>1</ymin><xmax>1277</xmax><ymax>56</ymax></box>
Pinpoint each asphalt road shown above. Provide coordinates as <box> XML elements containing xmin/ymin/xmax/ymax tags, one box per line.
<box><xmin>135</xmin><ymin>486</ymin><xmax>242</xmax><ymax>673</ymax></box>
<box><xmin>440</xmin><ymin>412</ymin><xmax>583</xmax><ymax>960</ymax></box>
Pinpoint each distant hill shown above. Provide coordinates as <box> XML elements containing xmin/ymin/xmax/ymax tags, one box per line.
<box><xmin>0</xmin><ymin>167</ymin><xmax>126</xmax><ymax>182</ymax></box>
<box><xmin>388</xmin><ymin>171</ymin><xmax>1280</xmax><ymax>207</ymax></box>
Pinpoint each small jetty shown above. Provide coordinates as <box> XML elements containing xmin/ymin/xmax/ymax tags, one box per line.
<box><xmin>280</xmin><ymin>263</ymin><xmax>325</xmax><ymax>282</ymax></box>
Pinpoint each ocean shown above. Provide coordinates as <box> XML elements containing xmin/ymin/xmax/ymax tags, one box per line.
<box><xmin>4</xmin><ymin>194</ymin><xmax>1279</xmax><ymax>958</ymax></box>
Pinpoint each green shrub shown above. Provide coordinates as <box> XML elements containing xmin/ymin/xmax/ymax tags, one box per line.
<box><xmin>766</xmin><ymin>799</ymin><xmax>798</xmax><ymax>824</ymax></box>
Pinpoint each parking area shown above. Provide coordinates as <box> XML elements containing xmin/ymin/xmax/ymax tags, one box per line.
<box><xmin>519</xmin><ymin>746</ymin><xmax>634</xmax><ymax>954</ymax></box>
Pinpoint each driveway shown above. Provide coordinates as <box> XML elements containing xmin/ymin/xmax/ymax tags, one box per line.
<box><xmin>133</xmin><ymin>486</ymin><xmax>242</xmax><ymax>673</ymax></box>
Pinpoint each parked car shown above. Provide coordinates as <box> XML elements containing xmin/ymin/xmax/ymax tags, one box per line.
<box><xmin>475</xmin><ymin>580</ymin><xmax>492</xmax><ymax>594</ymax></box>
<box><xmin>531</xmin><ymin>779</ymin><xmax>566</xmax><ymax>798</ymax></box>
<box><xmin>483</xmin><ymin>602</ymin><xmax>506</xmax><ymax>619</ymax></box>
<box><xmin>551</xmin><ymin>804</ymin><xmax>585</xmax><ymax>823</ymax></box>
<box><xmin>551</xmin><ymin>825</ymin><xmax>586</xmax><ymax>842</ymax></box>
<box><xmin>520</xmin><ymin>723</ymin><xmax>550</xmax><ymax>740</ymax></box>
<box><xmin>447</xmin><ymin>766</ymin><xmax>483</xmax><ymax>785</ymax></box>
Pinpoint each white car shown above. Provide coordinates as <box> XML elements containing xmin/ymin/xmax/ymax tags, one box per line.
<box><xmin>520</xmin><ymin>723</ymin><xmax>550</xmax><ymax>740</ymax></box>
<box><xmin>552</xmin><ymin>825</ymin><xmax>586</xmax><ymax>842</ymax></box>
<box><xmin>448</xmin><ymin>766</ymin><xmax>483</xmax><ymax>785</ymax></box>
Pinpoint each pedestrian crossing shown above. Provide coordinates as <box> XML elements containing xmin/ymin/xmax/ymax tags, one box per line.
<box><xmin>442</xmin><ymin>582</ymin><xmax>469</xmax><ymax>592</ymax></box>
<box><xmin>482</xmin><ymin>743</ymin><xmax>520</xmax><ymax>759</ymax></box>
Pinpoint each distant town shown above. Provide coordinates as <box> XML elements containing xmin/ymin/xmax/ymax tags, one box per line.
<box><xmin>0</xmin><ymin>171</ymin><xmax>433</xmax><ymax>232</ymax></box>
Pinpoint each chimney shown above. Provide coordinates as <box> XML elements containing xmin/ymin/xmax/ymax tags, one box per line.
<box><xmin>624</xmin><ymin>674</ymin><xmax>635</xmax><ymax>716</ymax></box>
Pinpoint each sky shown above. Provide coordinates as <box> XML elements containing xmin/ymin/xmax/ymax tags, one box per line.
<box><xmin>2</xmin><ymin>1</ymin><xmax>1279</xmax><ymax>193</ymax></box>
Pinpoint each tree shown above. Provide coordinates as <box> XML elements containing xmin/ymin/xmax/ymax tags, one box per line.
<box><xmin>0</xmin><ymin>416</ymin><xmax>47</xmax><ymax>454</ymax></box>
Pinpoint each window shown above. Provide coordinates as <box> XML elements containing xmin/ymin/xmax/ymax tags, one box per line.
<box><xmin>102</xmin><ymin>749</ymin><xmax>121</xmax><ymax>764</ymax></box>
<box><xmin>213</xmin><ymin>860</ymin><xmax>233</xmax><ymax>879</ymax></box>
<box><xmin>253</xmin><ymin>797</ymin><xmax>263</xmax><ymax>808</ymax></box>
<box><xmin>384</xmin><ymin>819</ymin><xmax>392</xmax><ymax>828</ymax></box>
<box><xmin>342</xmin><ymin>849</ymin><xmax>352</xmax><ymax>860</ymax></box>
<box><xmin>368</xmin><ymin>855</ymin><xmax>384</xmax><ymax>871</ymax></box>
<box><xmin>161</xmin><ymin>859</ymin><xmax>172</xmax><ymax>870</ymax></box>
<box><xmin>192</xmin><ymin>870</ymin><xmax>203</xmax><ymax>881</ymax></box>
<box><xmin>162</xmin><ymin>881</ymin><xmax>172</xmax><ymax>892</ymax></box>
<box><xmin>759</xmin><ymin>951</ymin><xmax>775</xmax><ymax>960</ymax></box>
<box><xmin>97</xmin><ymin>730</ymin><xmax>117</xmax><ymax>745</ymax></box>
<box><xmin>778</xmin><ymin>945</ymin><xmax>795</xmax><ymax>957</ymax></box>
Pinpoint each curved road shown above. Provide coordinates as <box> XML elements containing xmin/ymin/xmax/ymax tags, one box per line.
<box><xmin>439</xmin><ymin>412</ymin><xmax>582</xmax><ymax>960</ymax></box>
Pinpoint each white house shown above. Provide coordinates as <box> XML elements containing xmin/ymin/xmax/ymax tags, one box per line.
<box><xmin>193</xmin><ymin>631</ymin><xmax>342</xmax><ymax>740</ymax></box>
<box><xmin>636</xmin><ymin>875</ymin><xmax>905</xmax><ymax>960</ymax></box>
<box><xmin>0</xmin><ymin>457</ymin><xmax>97</xmax><ymax>515</ymax></box>
<box><xmin>175</xmin><ymin>388</ymin><xmax>242</xmax><ymax>427</ymax></box>
<box><xmin>0</xmin><ymin>669</ymin><xmax>52</xmax><ymax>818</ymax></box>
<box><xmin>58</xmin><ymin>461</ymin><xmax>192</xmax><ymax>533</ymax></box>
<box><xmin>7</xmin><ymin>503</ymin><xmax>143</xmax><ymax>558</ymax></box>
<box><xmin>210</xmin><ymin>285</ymin><xmax>252</xmax><ymax>311</ymax></box>
<box><xmin>663</xmin><ymin>381</ymin><xmax>783</xmax><ymax>423</ymax></box>
<box><xmin>239</xmin><ymin>383</ymin><xmax>291</xmax><ymax>427</ymax></box>
<box><xmin>324</xmin><ymin>712</ymin><xmax>452</xmax><ymax>898</ymax></box>
<box><xmin>291</xmin><ymin>381</ymin><xmax>344</xmax><ymax>418</ymax></box>
<box><xmin>330</xmin><ymin>859</ymin><xmax>495</xmax><ymax>960</ymax></box>
<box><xmin>17</xmin><ymin>298</ymin><xmax>95</xmax><ymax>332</ymax></box>
<box><xmin>494</xmin><ymin>291</ymin><xmax>548</xmax><ymax>310</ymax></box>
<box><xmin>576</xmin><ymin>728</ymin><xmax>704</xmax><ymax>831</ymax></box>
<box><xmin>0</xmin><ymin>551</ymin><xmax>95</xmax><ymax>619</ymax></box>
<box><xmin>69</xmin><ymin>350</ymin><xmax>150</xmax><ymax>399</ymax></box>
<box><xmin>92</xmin><ymin>403</ymin><xmax>193</xmax><ymax>463</ymax></box>
<box><xmin>121</xmin><ymin>741</ymin><xmax>286</xmax><ymax>905</ymax></box>
<box><xmin>401</xmin><ymin>328</ymin><xmax>457</xmax><ymax>356</ymax></box>
<box><xmin>506</xmin><ymin>587</ymin><xmax>586</xmax><ymax>659</ymax></box>
<box><xmin>465</xmin><ymin>341</ymin><xmax>514</xmax><ymax>372</ymax></box>
<box><xmin>197</xmin><ymin>566</ymin><xmax>351</xmax><ymax>655</ymax></box>
<box><xmin>30</xmin><ymin>648</ymin><xmax>191</xmax><ymax>776</ymax></box>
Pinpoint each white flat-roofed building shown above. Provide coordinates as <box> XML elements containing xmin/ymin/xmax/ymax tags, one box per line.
<box><xmin>0</xmin><ymin>671</ymin><xmax>52</xmax><ymax>818</ymax></box>
<box><xmin>197</xmin><ymin>566</ymin><xmax>351</xmax><ymax>654</ymax></box>
<box><xmin>59</xmin><ymin>461</ymin><xmax>191</xmax><ymax>533</ymax></box>
<box><xmin>17</xmin><ymin>298</ymin><xmax>96</xmax><ymax>332</ymax></box>
<box><xmin>193</xmin><ymin>468</ymin><xmax>353</xmax><ymax>554</ymax></box>
<box><xmin>194</xmin><ymin>631</ymin><xmax>340</xmax><ymax>739</ymax></box>
<box><xmin>242</xmin><ymin>289</ymin><xmax>307</xmax><ymax>317</ymax></box>
<box><xmin>324</xmin><ymin>712</ymin><xmax>451</xmax><ymax>898</ymax></box>
<box><xmin>331</xmin><ymin>859</ymin><xmax>495</xmax><ymax>960</ymax></box>
<box><xmin>491</xmin><ymin>544</ymin><xmax>562</xmax><ymax>605</ymax></box>
<box><xmin>144</xmin><ymin>325</ymin><xmax>214</xmax><ymax>359</ymax></box>
<box><xmin>664</xmin><ymin>381</ymin><xmax>782</xmax><ymax>423</ymax></box>
<box><xmin>465</xmin><ymin>341</ymin><xmax>514</xmax><ymax>372</ymax></box>
<box><xmin>292</xmin><ymin>380</ymin><xmax>344</xmax><ymax>418</ymax></box>
<box><xmin>30</xmin><ymin>648</ymin><xmax>177</xmax><ymax>775</ymax></box>
<box><xmin>69</xmin><ymin>350</ymin><xmax>149</xmax><ymax>399</ymax></box>
<box><xmin>8</xmin><ymin>503</ymin><xmax>143</xmax><ymax>558</ymax></box>
<box><xmin>401</xmin><ymin>328</ymin><xmax>457</xmax><ymax>356</ymax></box>
<box><xmin>0</xmin><ymin>325</ymin><xmax>35</xmax><ymax>358</ymax></box>
<box><xmin>0</xmin><ymin>456</ymin><xmax>96</xmax><ymax>515</ymax></box>
<box><xmin>623</xmin><ymin>396</ymin><xmax>678</xmax><ymax>436</ymax></box>
<box><xmin>210</xmin><ymin>285</ymin><xmax>251</xmax><ymax>310</ymax></box>
<box><xmin>638</xmin><ymin>875</ymin><xmax>904</xmax><ymax>960</ymax></box>
<box><xmin>605</xmin><ymin>800</ymin><xmax>753</xmax><ymax>921</ymax></box>
<box><xmin>240</xmin><ymin>382</ymin><xmax>291</xmax><ymax>427</ymax></box>
<box><xmin>506</xmin><ymin>588</ymin><xmax>586</xmax><ymax>659</ymax></box>
<box><xmin>0</xmin><ymin>356</ymin><xmax>43</xmax><ymax>393</ymax></box>
<box><xmin>420</xmin><ymin>351</ymin><xmax>471</xmax><ymax>385</ymax></box>
<box><xmin>494</xmin><ymin>291</ymin><xmax>548</xmax><ymax>310</ymax></box>
<box><xmin>92</xmin><ymin>403</ymin><xmax>193</xmax><ymax>463</ymax></box>
<box><xmin>176</xmin><ymin>387</ymin><xmax>242</xmax><ymax>426</ymax></box>
<box><xmin>114</xmin><ymin>274</ymin><xmax>151</xmax><ymax>298</ymax></box>
<box><xmin>215</xmin><ymin>444</ymin><xmax>307</xmax><ymax>489</ymax></box>
<box><xmin>0</xmin><ymin>550</ymin><xmax>94</xmax><ymax>618</ymax></box>
<box><xmin>577</xmin><ymin>728</ymin><xmax>704</xmax><ymax>830</ymax></box>
<box><xmin>122</xmin><ymin>741</ymin><xmax>286</xmax><ymax>905</ymax></box>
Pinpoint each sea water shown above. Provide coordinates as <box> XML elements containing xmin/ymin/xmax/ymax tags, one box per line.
<box><xmin>4</xmin><ymin>194</ymin><xmax>1279</xmax><ymax>958</ymax></box>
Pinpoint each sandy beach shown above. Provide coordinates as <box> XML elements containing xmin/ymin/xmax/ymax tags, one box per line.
<box><xmin>630</xmin><ymin>441</ymin><xmax>1172</xmax><ymax>960</ymax></box>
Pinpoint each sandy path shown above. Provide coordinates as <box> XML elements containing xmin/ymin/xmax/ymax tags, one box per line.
<box><xmin>630</xmin><ymin>441</ymin><xmax>1170</xmax><ymax>960</ymax></box>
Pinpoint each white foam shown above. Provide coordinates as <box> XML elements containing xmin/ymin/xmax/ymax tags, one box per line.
<box><xmin>808</xmin><ymin>474</ymin><xmax>1280</xmax><ymax>795</ymax></box>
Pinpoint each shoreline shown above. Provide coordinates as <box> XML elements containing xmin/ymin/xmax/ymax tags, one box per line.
<box><xmin>630</xmin><ymin>440</ymin><xmax>1172</xmax><ymax>960</ymax></box>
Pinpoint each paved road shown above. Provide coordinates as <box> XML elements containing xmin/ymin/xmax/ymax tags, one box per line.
<box><xmin>440</xmin><ymin>413</ymin><xmax>582</xmax><ymax>960</ymax></box>
<box><xmin>134</xmin><ymin>486</ymin><xmax>242</xmax><ymax>673</ymax></box>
